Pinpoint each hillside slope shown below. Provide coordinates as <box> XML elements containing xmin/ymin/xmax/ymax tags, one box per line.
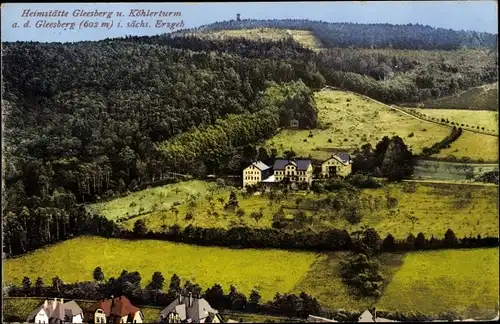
<box><xmin>175</xmin><ymin>19</ymin><xmax>498</xmax><ymax>50</ymax></box>
<box><xmin>190</xmin><ymin>28</ymin><xmax>324</xmax><ymax>50</ymax></box>
<box><xmin>407</xmin><ymin>83</ymin><xmax>499</xmax><ymax>111</ymax></box>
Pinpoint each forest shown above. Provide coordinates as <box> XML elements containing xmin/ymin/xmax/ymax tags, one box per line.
<box><xmin>2</xmin><ymin>21</ymin><xmax>498</xmax><ymax>257</ymax></box>
<box><xmin>179</xmin><ymin>19</ymin><xmax>498</xmax><ymax>50</ymax></box>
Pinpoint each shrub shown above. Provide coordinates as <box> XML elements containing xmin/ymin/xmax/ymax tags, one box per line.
<box><xmin>328</xmin><ymin>138</ymin><xmax>332</xmax><ymax>143</ymax></box>
<box><xmin>130</xmin><ymin>201</ymin><xmax>137</xmax><ymax>208</ymax></box>
<box><xmin>408</xmin><ymin>132</ymin><xmax>414</xmax><ymax>138</ymax></box>
<box><xmin>347</xmin><ymin>174</ymin><xmax>382</xmax><ymax>189</ymax></box>
<box><xmin>184</xmin><ymin>211</ymin><xmax>194</xmax><ymax>221</ymax></box>
<box><xmin>345</xmin><ymin>207</ymin><xmax>362</xmax><ymax>224</ymax></box>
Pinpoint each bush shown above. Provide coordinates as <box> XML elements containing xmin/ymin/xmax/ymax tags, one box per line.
<box><xmin>347</xmin><ymin>174</ymin><xmax>382</xmax><ymax>189</ymax></box>
<box><xmin>328</xmin><ymin>138</ymin><xmax>332</xmax><ymax>143</ymax></box>
<box><xmin>408</xmin><ymin>132</ymin><xmax>414</xmax><ymax>137</ymax></box>
<box><xmin>345</xmin><ymin>207</ymin><xmax>362</xmax><ymax>224</ymax></box>
<box><xmin>184</xmin><ymin>211</ymin><xmax>194</xmax><ymax>221</ymax></box>
<box><xmin>339</xmin><ymin>253</ymin><xmax>384</xmax><ymax>297</ymax></box>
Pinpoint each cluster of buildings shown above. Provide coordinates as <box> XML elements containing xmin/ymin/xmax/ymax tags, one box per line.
<box><xmin>26</xmin><ymin>294</ymin><xmax>223</xmax><ymax>324</ymax></box>
<box><xmin>26</xmin><ymin>295</ymin><xmax>499</xmax><ymax>323</ymax></box>
<box><xmin>242</xmin><ymin>153</ymin><xmax>353</xmax><ymax>188</ymax></box>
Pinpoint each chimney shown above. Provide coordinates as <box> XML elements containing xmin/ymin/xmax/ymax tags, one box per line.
<box><xmin>188</xmin><ymin>292</ymin><xmax>193</xmax><ymax>307</ymax></box>
<box><xmin>44</xmin><ymin>300</ymin><xmax>48</xmax><ymax>308</ymax></box>
<box><xmin>179</xmin><ymin>294</ymin><xmax>182</xmax><ymax>303</ymax></box>
<box><xmin>61</xmin><ymin>298</ymin><xmax>64</xmax><ymax>304</ymax></box>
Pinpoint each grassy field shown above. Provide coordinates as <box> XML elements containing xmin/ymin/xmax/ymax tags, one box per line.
<box><xmin>89</xmin><ymin>180</ymin><xmax>212</xmax><ymax>221</ymax></box>
<box><xmin>411</xmin><ymin>108</ymin><xmax>498</xmax><ymax>134</ymax></box>
<box><xmin>265</xmin><ymin>89</ymin><xmax>451</xmax><ymax>161</ymax></box>
<box><xmin>3</xmin><ymin>236</ymin><xmax>318</xmax><ymax>302</ymax></box>
<box><xmin>378</xmin><ymin>248</ymin><xmax>499</xmax><ymax>319</ymax></box>
<box><xmin>194</xmin><ymin>28</ymin><xmax>323</xmax><ymax>50</ymax></box>
<box><xmin>292</xmin><ymin>252</ymin><xmax>405</xmax><ymax>311</ymax></box>
<box><xmin>117</xmin><ymin>180</ymin><xmax>498</xmax><ymax>239</ymax></box>
<box><xmin>413</xmin><ymin>160</ymin><xmax>499</xmax><ymax>181</ymax></box>
<box><xmin>434</xmin><ymin>130</ymin><xmax>499</xmax><ymax>162</ymax></box>
<box><xmin>412</xmin><ymin>82</ymin><xmax>499</xmax><ymax>111</ymax></box>
<box><xmin>4</xmin><ymin>239</ymin><xmax>498</xmax><ymax>319</ymax></box>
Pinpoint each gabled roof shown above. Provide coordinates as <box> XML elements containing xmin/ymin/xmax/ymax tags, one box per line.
<box><xmin>51</xmin><ymin>303</ymin><xmax>66</xmax><ymax>321</ymax></box>
<box><xmin>63</xmin><ymin>300</ymin><xmax>83</xmax><ymax>318</ymax></box>
<box><xmin>86</xmin><ymin>296</ymin><xmax>140</xmax><ymax>317</ymax></box>
<box><xmin>27</xmin><ymin>300</ymin><xmax>83</xmax><ymax>322</ymax></box>
<box><xmin>274</xmin><ymin>159</ymin><xmax>311</xmax><ymax>170</ymax></box>
<box><xmin>359</xmin><ymin>310</ymin><xmax>375</xmax><ymax>323</ymax></box>
<box><xmin>252</xmin><ymin>161</ymin><xmax>270</xmax><ymax>171</ymax></box>
<box><xmin>160</xmin><ymin>295</ymin><xmax>219</xmax><ymax>322</ymax></box>
<box><xmin>324</xmin><ymin>153</ymin><xmax>351</xmax><ymax>165</ymax></box>
<box><xmin>27</xmin><ymin>305</ymin><xmax>47</xmax><ymax>322</ymax></box>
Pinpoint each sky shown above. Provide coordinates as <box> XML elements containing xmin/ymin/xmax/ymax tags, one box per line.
<box><xmin>1</xmin><ymin>1</ymin><xmax>498</xmax><ymax>43</ymax></box>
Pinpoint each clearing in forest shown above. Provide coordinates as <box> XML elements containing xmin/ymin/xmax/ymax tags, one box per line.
<box><xmin>265</xmin><ymin>89</ymin><xmax>450</xmax><ymax>161</ymax></box>
<box><xmin>195</xmin><ymin>28</ymin><xmax>323</xmax><ymax>50</ymax></box>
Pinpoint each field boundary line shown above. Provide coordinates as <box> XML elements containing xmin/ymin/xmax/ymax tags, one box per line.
<box><xmin>319</xmin><ymin>85</ymin><xmax>498</xmax><ymax>137</ymax></box>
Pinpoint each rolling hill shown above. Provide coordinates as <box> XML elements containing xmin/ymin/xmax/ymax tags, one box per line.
<box><xmin>406</xmin><ymin>83</ymin><xmax>499</xmax><ymax>111</ymax></box>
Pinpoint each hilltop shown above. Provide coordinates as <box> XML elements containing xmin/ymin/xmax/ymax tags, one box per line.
<box><xmin>172</xmin><ymin>19</ymin><xmax>498</xmax><ymax>50</ymax></box>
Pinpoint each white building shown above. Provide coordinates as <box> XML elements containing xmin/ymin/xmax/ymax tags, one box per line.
<box><xmin>27</xmin><ymin>298</ymin><xmax>84</xmax><ymax>323</ymax></box>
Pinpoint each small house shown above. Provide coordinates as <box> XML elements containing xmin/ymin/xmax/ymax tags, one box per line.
<box><xmin>321</xmin><ymin>153</ymin><xmax>352</xmax><ymax>178</ymax></box>
<box><xmin>159</xmin><ymin>293</ymin><xmax>222</xmax><ymax>323</ymax></box>
<box><xmin>242</xmin><ymin>161</ymin><xmax>272</xmax><ymax>188</ymax></box>
<box><xmin>27</xmin><ymin>298</ymin><xmax>84</xmax><ymax>324</ymax></box>
<box><xmin>84</xmin><ymin>295</ymin><xmax>143</xmax><ymax>323</ymax></box>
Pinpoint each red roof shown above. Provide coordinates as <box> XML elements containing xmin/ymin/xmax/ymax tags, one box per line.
<box><xmin>86</xmin><ymin>296</ymin><xmax>140</xmax><ymax>317</ymax></box>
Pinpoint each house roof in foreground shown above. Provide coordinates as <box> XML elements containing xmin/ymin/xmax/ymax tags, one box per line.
<box><xmin>160</xmin><ymin>295</ymin><xmax>219</xmax><ymax>322</ymax></box>
<box><xmin>86</xmin><ymin>296</ymin><xmax>140</xmax><ymax>317</ymax></box>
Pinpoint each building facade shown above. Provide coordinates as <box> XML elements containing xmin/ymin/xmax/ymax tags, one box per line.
<box><xmin>242</xmin><ymin>161</ymin><xmax>272</xmax><ymax>188</ymax></box>
<box><xmin>320</xmin><ymin>153</ymin><xmax>352</xmax><ymax>178</ymax></box>
<box><xmin>273</xmin><ymin>159</ymin><xmax>313</xmax><ymax>185</ymax></box>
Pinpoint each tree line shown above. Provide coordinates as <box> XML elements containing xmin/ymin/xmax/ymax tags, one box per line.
<box><xmin>5</xmin><ymin>262</ymin><xmax>487</xmax><ymax>323</ymax></box>
<box><xmin>419</xmin><ymin>126</ymin><xmax>463</xmax><ymax>157</ymax></box>
<box><xmin>6</xmin><ymin>270</ymin><xmax>321</xmax><ymax>321</ymax></box>
<box><xmin>3</xmin><ymin>195</ymin><xmax>116</xmax><ymax>256</ymax></box>
<box><xmin>118</xmin><ymin>219</ymin><xmax>500</xmax><ymax>253</ymax></box>
<box><xmin>179</xmin><ymin>19</ymin><xmax>498</xmax><ymax>50</ymax></box>
<box><xmin>157</xmin><ymin>81</ymin><xmax>317</xmax><ymax>176</ymax></box>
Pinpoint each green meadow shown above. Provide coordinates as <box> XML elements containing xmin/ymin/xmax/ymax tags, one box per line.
<box><xmin>108</xmin><ymin>180</ymin><xmax>498</xmax><ymax>240</ymax></box>
<box><xmin>3</xmin><ymin>236</ymin><xmax>318</xmax><ymax>302</ymax></box>
<box><xmin>193</xmin><ymin>28</ymin><xmax>323</xmax><ymax>50</ymax></box>
<box><xmin>378</xmin><ymin>248</ymin><xmax>499</xmax><ymax>319</ymax></box>
<box><xmin>3</xmin><ymin>238</ymin><xmax>498</xmax><ymax>318</ymax></box>
<box><xmin>265</xmin><ymin>90</ymin><xmax>450</xmax><ymax>161</ymax></box>
<box><xmin>90</xmin><ymin>180</ymin><xmax>212</xmax><ymax>221</ymax></box>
